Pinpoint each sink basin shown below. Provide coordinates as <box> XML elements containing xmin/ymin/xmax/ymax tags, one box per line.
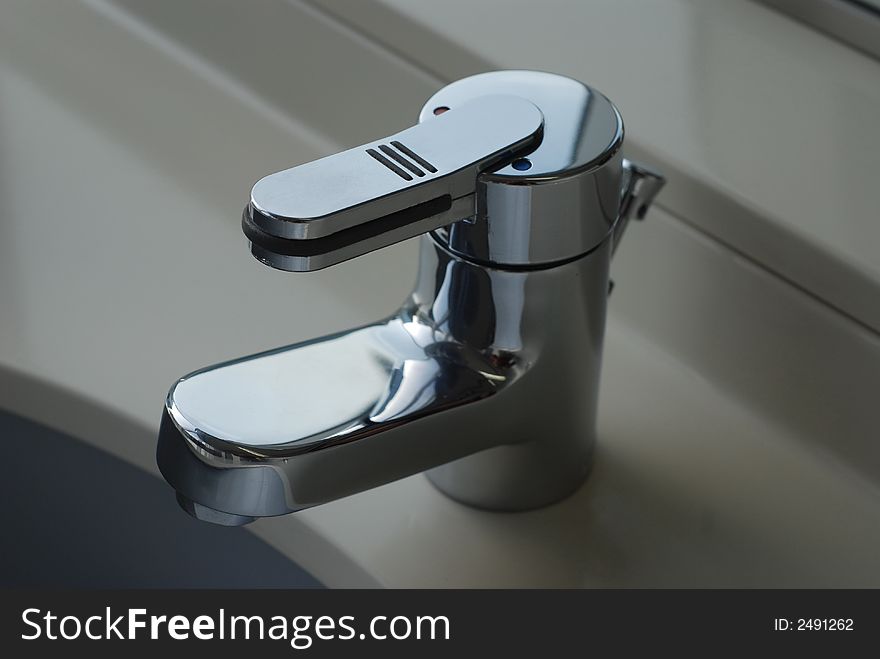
<box><xmin>1</xmin><ymin>0</ymin><xmax>878</xmax><ymax>588</ymax></box>
<box><xmin>0</xmin><ymin>409</ymin><xmax>320</xmax><ymax>588</ymax></box>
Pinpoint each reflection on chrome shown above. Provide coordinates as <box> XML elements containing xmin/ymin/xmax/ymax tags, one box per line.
<box><xmin>157</xmin><ymin>71</ymin><xmax>664</xmax><ymax>525</ymax></box>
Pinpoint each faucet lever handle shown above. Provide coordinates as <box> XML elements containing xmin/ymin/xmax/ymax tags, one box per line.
<box><xmin>242</xmin><ymin>95</ymin><xmax>544</xmax><ymax>271</ymax></box>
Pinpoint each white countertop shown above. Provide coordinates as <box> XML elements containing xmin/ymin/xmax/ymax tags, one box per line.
<box><xmin>2</xmin><ymin>0</ymin><xmax>879</xmax><ymax>587</ymax></box>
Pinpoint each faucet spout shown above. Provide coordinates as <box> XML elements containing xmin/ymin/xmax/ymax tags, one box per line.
<box><xmin>157</xmin><ymin>232</ymin><xmax>609</xmax><ymax>523</ymax></box>
<box><xmin>158</xmin><ymin>308</ymin><xmax>513</xmax><ymax>524</ymax></box>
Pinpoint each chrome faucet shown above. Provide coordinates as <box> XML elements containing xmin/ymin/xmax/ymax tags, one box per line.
<box><xmin>157</xmin><ymin>71</ymin><xmax>664</xmax><ymax>526</ymax></box>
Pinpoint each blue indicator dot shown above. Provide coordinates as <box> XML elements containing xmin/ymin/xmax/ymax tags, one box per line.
<box><xmin>512</xmin><ymin>158</ymin><xmax>532</xmax><ymax>171</ymax></box>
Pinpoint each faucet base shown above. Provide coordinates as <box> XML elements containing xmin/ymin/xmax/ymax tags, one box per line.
<box><xmin>425</xmin><ymin>439</ymin><xmax>595</xmax><ymax>511</ymax></box>
<box><xmin>412</xmin><ymin>234</ymin><xmax>609</xmax><ymax>511</ymax></box>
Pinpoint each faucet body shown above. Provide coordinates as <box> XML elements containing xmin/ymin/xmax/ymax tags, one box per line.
<box><xmin>157</xmin><ymin>71</ymin><xmax>664</xmax><ymax>525</ymax></box>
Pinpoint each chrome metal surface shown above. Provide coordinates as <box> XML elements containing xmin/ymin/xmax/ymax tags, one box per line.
<box><xmin>158</xmin><ymin>71</ymin><xmax>665</xmax><ymax>523</ymax></box>
<box><xmin>423</xmin><ymin>71</ymin><xmax>626</xmax><ymax>267</ymax></box>
<box><xmin>615</xmin><ymin>158</ymin><xmax>667</xmax><ymax>255</ymax></box>
<box><xmin>160</xmin><ymin>236</ymin><xmax>609</xmax><ymax>516</ymax></box>
<box><xmin>245</xmin><ymin>95</ymin><xmax>543</xmax><ymax>271</ymax></box>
